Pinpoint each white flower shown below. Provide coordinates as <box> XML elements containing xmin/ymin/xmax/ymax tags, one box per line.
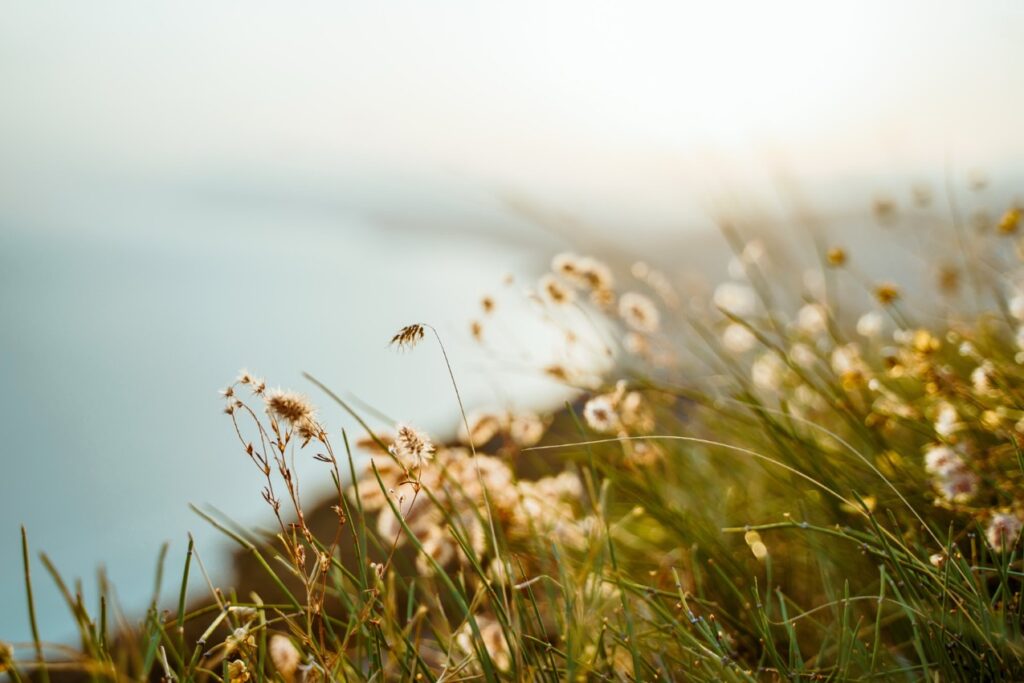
<box><xmin>509</xmin><ymin>412</ymin><xmax>545</xmax><ymax>447</ymax></box>
<box><xmin>796</xmin><ymin>303</ymin><xmax>828</xmax><ymax>336</ymax></box>
<box><xmin>986</xmin><ymin>514</ymin><xmax>1022</xmax><ymax>552</ymax></box>
<box><xmin>722</xmin><ymin>323</ymin><xmax>756</xmax><ymax>354</ymax></box>
<box><xmin>936</xmin><ymin>469</ymin><xmax>978</xmax><ymax>502</ymax></box>
<box><xmin>924</xmin><ymin>445</ymin><xmax>963</xmax><ymax>475</ymax></box>
<box><xmin>934</xmin><ymin>403</ymin><xmax>959</xmax><ymax>438</ymax></box>
<box><xmin>1010</xmin><ymin>293</ymin><xmax>1024</xmax><ymax>320</ymax></box>
<box><xmin>789</xmin><ymin>343</ymin><xmax>817</xmax><ymax>369</ymax></box>
<box><xmin>751</xmin><ymin>352</ymin><xmax>784</xmax><ymax>391</ymax></box>
<box><xmin>856</xmin><ymin>311</ymin><xmax>883</xmax><ymax>338</ymax></box>
<box><xmin>830</xmin><ymin>344</ymin><xmax>862</xmax><ymax>375</ymax></box>
<box><xmin>583</xmin><ymin>394</ymin><xmax>620</xmax><ymax>433</ymax></box>
<box><xmin>389</xmin><ymin>424</ymin><xmax>435</xmax><ymax>467</ymax></box>
<box><xmin>538</xmin><ymin>274</ymin><xmax>575</xmax><ymax>305</ymax></box>
<box><xmin>713</xmin><ymin>282</ymin><xmax>756</xmax><ymax>316</ymax></box>
<box><xmin>619</xmin><ymin>292</ymin><xmax>660</xmax><ymax>333</ymax></box>
<box><xmin>971</xmin><ymin>363</ymin><xmax>992</xmax><ymax>393</ymax></box>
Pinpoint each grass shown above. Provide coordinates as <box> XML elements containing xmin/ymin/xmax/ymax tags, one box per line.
<box><xmin>5</xmin><ymin>192</ymin><xmax>1024</xmax><ymax>681</ymax></box>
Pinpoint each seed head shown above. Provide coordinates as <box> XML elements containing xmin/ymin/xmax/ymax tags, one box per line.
<box><xmin>269</xmin><ymin>635</ymin><xmax>301</xmax><ymax>680</ymax></box>
<box><xmin>390</xmin><ymin>424</ymin><xmax>434</xmax><ymax>467</ymax></box>
<box><xmin>390</xmin><ymin>324</ymin><xmax>425</xmax><ymax>350</ymax></box>
<box><xmin>987</xmin><ymin>514</ymin><xmax>1022</xmax><ymax>552</ymax></box>
<box><xmin>998</xmin><ymin>207</ymin><xmax>1021</xmax><ymax>235</ymax></box>
<box><xmin>825</xmin><ymin>247</ymin><xmax>847</xmax><ymax>267</ymax></box>
<box><xmin>583</xmin><ymin>394</ymin><xmax>620</xmax><ymax>433</ymax></box>
<box><xmin>228</xmin><ymin>659</ymin><xmax>250</xmax><ymax>683</ymax></box>
<box><xmin>538</xmin><ymin>274</ymin><xmax>575</xmax><ymax>305</ymax></box>
<box><xmin>619</xmin><ymin>292</ymin><xmax>660</xmax><ymax>333</ymax></box>
<box><xmin>874</xmin><ymin>283</ymin><xmax>900</xmax><ymax>306</ymax></box>
<box><xmin>265</xmin><ymin>390</ymin><xmax>315</xmax><ymax>427</ymax></box>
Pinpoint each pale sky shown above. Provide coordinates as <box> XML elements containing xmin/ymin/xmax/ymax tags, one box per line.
<box><xmin>2</xmin><ymin>1</ymin><xmax>1023</xmax><ymax>229</ymax></box>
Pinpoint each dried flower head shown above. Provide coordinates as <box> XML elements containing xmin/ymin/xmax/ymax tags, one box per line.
<box><xmin>265</xmin><ymin>390</ymin><xmax>315</xmax><ymax>428</ymax></box>
<box><xmin>857</xmin><ymin>311</ymin><xmax>883</xmax><ymax>338</ymax></box>
<box><xmin>826</xmin><ymin>247</ymin><xmax>847</xmax><ymax>267</ymax></box>
<box><xmin>713</xmin><ymin>282</ymin><xmax>757</xmax><ymax>316</ymax></box>
<box><xmin>796</xmin><ymin>303</ymin><xmax>828</xmax><ymax>336</ymax></box>
<box><xmin>584</xmin><ymin>394</ymin><xmax>620</xmax><ymax>433</ymax></box>
<box><xmin>228</xmin><ymin>659</ymin><xmax>250</xmax><ymax>683</ymax></box>
<box><xmin>722</xmin><ymin>323</ymin><xmax>756</xmax><ymax>354</ymax></box>
<box><xmin>459</xmin><ymin>411</ymin><xmax>503</xmax><ymax>447</ymax></box>
<box><xmin>0</xmin><ymin>641</ymin><xmax>12</xmax><ymax>674</ymax></box>
<box><xmin>998</xmin><ymin>207</ymin><xmax>1021</xmax><ymax>235</ymax></box>
<box><xmin>269</xmin><ymin>635</ymin><xmax>301</xmax><ymax>680</ymax></box>
<box><xmin>538</xmin><ymin>274</ymin><xmax>575</xmax><ymax>305</ymax></box>
<box><xmin>874</xmin><ymin>283</ymin><xmax>901</xmax><ymax>306</ymax></box>
<box><xmin>618</xmin><ymin>292</ymin><xmax>660</xmax><ymax>333</ymax></box>
<box><xmin>987</xmin><ymin>514</ymin><xmax>1022</xmax><ymax>552</ymax></box>
<box><xmin>480</xmin><ymin>295</ymin><xmax>496</xmax><ymax>314</ymax></box>
<box><xmin>578</xmin><ymin>256</ymin><xmax>614</xmax><ymax>291</ymax></box>
<box><xmin>390</xmin><ymin>324</ymin><xmax>425</xmax><ymax>350</ymax></box>
<box><xmin>509</xmin><ymin>412</ymin><xmax>546</xmax><ymax>447</ymax></box>
<box><xmin>390</xmin><ymin>424</ymin><xmax>435</xmax><ymax>467</ymax></box>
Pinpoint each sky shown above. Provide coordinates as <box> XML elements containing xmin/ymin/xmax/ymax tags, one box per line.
<box><xmin>1</xmin><ymin>0</ymin><xmax>1023</xmax><ymax>646</ymax></box>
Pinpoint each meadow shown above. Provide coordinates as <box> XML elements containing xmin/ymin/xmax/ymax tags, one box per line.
<box><xmin>5</xmin><ymin>188</ymin><xmax>1024</xmax><ymax>681</ymax></box>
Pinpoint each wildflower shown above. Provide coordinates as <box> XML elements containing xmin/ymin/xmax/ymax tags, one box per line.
<box><xmin>584</xmin><ymin>394</ymin><xmax>620</xmax><ymax>433</ymax></box>
<box><xmin>934</xmin><ymin>403</ymin><xmax>959</xmax><ymax>438</ymax></box>
<box><xmin>936</xmin><ymin>469</ymin><xmax>978</xmax><ymax>502</ymax></box>
<box><xmin>455</xmin><ymin>617</ymin><xmax>511</xmax><ymax>673</ymax></box>
<box><xmin>796</xmin><ymin>303</ymin><xmax>828</xmax><ymax>336</ymax></box>
<box><xmin>971</xmin><ymin>363</ymin><xmax>993</xmax><ymax>393</ymax></box>
<box><xmin>578</xmin><ymin>256</ymin><xmax>614</xmax><ymax>291</ymax></box>
<box><xmin>390</xmin><ymin>323</ymin><xmax>425</xmax><ymax>350</ymax></box>
<box><xmin>938</xmin><ymin>265</ymin><xmax>960</xmax><ymax>294</ymax></box>
<box><xmin>237</xmin><ymin>369</ymin><xmax>253</xmax><ymax>384</ymax></box>
<box><xmin>228</xmin><ymin>659</ymin><xmax>250</xmax><ymax>683</ymax></box>
<box><xmin>623</xmin><ymin>331</ymin><xmax>649</xmax><ymax>356</ymax></box>
<box><xmin>538</xmin><ymin>274</ymin><xmax>575</xmax><ymax>305</ymax></box>
<box><xmin>924</xmin><ymin>445</ymin><xmax>963</xmax><ymax>475</ymax></box>
<box><xmin>390</xmin><ymin>424</ymin><xmax>434</xmax><ymax>467</ymax></box>
<box><xmin>873</xmin><ymin>196</ymin><xmax>897</xmax><ymax>222</ymax></box>
<box><xmin>856</xmin><ymin>311</ymin><xmax>883</xmax><ymax>338</ymax></box>
<box><xmin>415</xmin><ymin>527</ymin><xmax>456</xmax><ymax>575</ymax></box>
<box><xmin>722</xmin><ymin>323</ymin><xmax>756</xmax><ymax>354</ymax></box>
<box><xmin>459</xmin><ymin>411</ymin><xmax>503</xmax><ymax>447</ymax></box>
<box><xmin>509</xmin><ymin>412</ymin><xmax>545</xmax><ymax>447</ymax></box>
<box><xmin>0</xmin><ymin>642</ymin><xmax>11</xmax><ymax>674</ymax></box>
<box><xmin>618</xmin><ymin>292</ymin><xmax>660</xmax><ymax>333</ymax></box>
<box><xmin>741</xmin><ymin>239</ymin><xmax>766</xmax><ymax>266</ymax></box>
<box><xmin>1009</xmin><ymin>293</ymin><xmax>1024</xmax><ymax>320</ymax></box>
<box><xmin>751</xmin><ymin>352</ymin><xmax>784</xmax><ymax>391</ymax></box>
<box><xmin>986</xmin><ymin>514</ymin><xmax>1022</xmax><ymax>552</ymax></box>
<box><xmin>713</xmin><ymin>282</ymin><xmax>756</xmax><ymax>316</ymax></box>
<box><xmin>269</xmin><ymin>635</ymin><xmax>301</xmax><ymax>681</ymax></box>
<box><xmin>826</xmin><ymin>247</ymin><xmax>847</xmax><ymax>267</ymax></box>
<box><xmin>620</xmin><ymin>391</ymin><xmax>655</xmax><ymax>432</ymax></box>
<box><xmin>998</xmin><ymin>207</ymin><xmax>1021</xmax><ymax>235</ymax></box>
<box><xmin>265</xmin><ymin>390</ymin><xmax>316</xmax><ymax>428</ymax></box>
<box><xmin>789</xmin><ymin>343</ymin><xmax>817</xmax><ymax>368</ymax></box>
<box><xmin>226</xmin><ymin>627</ymin><xmax>255</xmax><ymax>651</ymax></box>
<box><xmin>874</xmin><ymin>283</ymin><xmax>900</xmax><ymax>306</ymax></box>
<box><xmin>929</xmin><ymin>552</ymin><xmax>946</xmax><ymax>568</ymax></box>
<box><xmin>552</xmin><ymin>252</ymin><xmax>583</xmax><ymax>282</ymax></box>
